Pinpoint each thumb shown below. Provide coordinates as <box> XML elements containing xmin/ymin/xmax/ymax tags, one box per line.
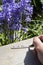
<box><xmin>33</xmin><ymin>37</ymin><xmax>43</xmax><ymax>52</ymax></box>
<box><xmin>33</xmin><ymin>37</ymin><xmax>43</xmax><ymax>64</ymax></box>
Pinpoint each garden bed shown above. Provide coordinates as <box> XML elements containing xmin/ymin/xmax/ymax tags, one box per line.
<box><xmin>0</xmin><ymin>0</ymin><xmax>43</xmax><ymax>46</ymax></box>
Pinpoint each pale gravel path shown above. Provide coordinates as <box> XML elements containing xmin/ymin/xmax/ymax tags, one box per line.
<box><xmin>0</xmin><ymin>38</ymin><xmax>42</xmax><ymax>65</ymax></box>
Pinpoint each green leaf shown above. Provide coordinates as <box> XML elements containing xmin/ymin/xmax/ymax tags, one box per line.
<box><xmin>33</xmin><ymin>0</ymin><xmax>36</xmax><ymax>7</ymax></box>
<box><xmin>41</xmin><ymin>0</ymin><xmax>43</xmax><ymax>4</ymax></box>
<box><xmin>0</xmin><ymin>0</ymin><xmax>2</xmax><ymax>5</ymax></box>
<box><xmin>0</xmin><ymin>6</ymin><xmax>2</xmax><ymax>11</ymax></box>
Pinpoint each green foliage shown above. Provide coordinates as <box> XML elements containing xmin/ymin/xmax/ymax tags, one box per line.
<box><xmin>41</xmin><ymin>0</ymin><xmax>43</xmax><ymax>4</ymax></box>
<box><xmin>0</xmin><ymin>0</ymin><xmax>2</xmax><ymax>5</ymax></box>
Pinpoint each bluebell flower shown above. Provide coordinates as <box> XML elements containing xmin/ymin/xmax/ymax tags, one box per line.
<box><xmin>0</xmin><ymin>12</ymin><xmax>5</xmax><ymax>20</ymax></box>
<box><xmin>10</xmin><ymin>23</ymin><xmax>22</xmax><ymax>31</ymax></box>
<box><xmin>2</xmin><ymin>0</ymin><xmax>13</xmax><ymax>4</ymax></box>
<box><xmin>25</xmin><ymin>16</ymin><xmax>31</xmax><ymax>22</ymax></box>
<box><xmin>0</xmin><ymin>11</ymin><xmax>5</xmax><ymax>25</ymax></box>
<box><xmin>21</xmin><ymin>0</ymin><xmax>33</xmax><ymax>23</ymax></box>
<box><xmin>25</xmin><ymin>0</ymin><xmax>31</xmax><ymax>3</ymax></box>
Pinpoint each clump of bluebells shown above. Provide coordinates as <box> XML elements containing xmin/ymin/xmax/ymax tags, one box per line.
<box><xmin>2</xmin><ymin>0</ymin><xmax>33</xmax><ymax>30</ymax></box>
<box><xmin>0</xmin><ymin>0</ymin><xmax>33</xmax><ymax>43</ymax></box>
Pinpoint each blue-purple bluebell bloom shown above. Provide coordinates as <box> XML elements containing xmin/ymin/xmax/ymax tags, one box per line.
<box><xmin>2</xmin><ymin>0</ymin><xmax>33</xmax><ymax>30</ymax></box>
<box><xmin>2</xmin><ymin>0</ymin><xmax>13</xmax><ymax>4</ymax></box>
<box><xmin>21</xmin><ymin>0</ymin><xmax>33</xmax><ymax>22</ymax></box>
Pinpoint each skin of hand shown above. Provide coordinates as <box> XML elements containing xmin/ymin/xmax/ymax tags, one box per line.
<box><xmin>33</xmin><ymin>35</ymin><xmax>43</xmax><ymax>64</ymax></box>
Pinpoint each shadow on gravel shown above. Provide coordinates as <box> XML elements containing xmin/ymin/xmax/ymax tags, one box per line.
<box><xmin>24</xmin><ymin>48</ymin><xmax>43</xmax><ymax>65</ymax></box>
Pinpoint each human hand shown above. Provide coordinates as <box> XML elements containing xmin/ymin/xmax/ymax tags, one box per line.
<box><xmin>33</xmin><ymin>35</ymin><xmax>43</xmax><ymax>64</ymax></box>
